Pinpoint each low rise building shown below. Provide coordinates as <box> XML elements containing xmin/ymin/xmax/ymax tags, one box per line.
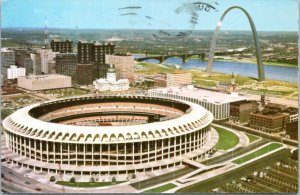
<box><xmin>17</xmin><ymin>74</ymin><xmax>71</xmax><ymax>91</ymax></box>
<box><xmin>250</xmin><ymin>111</ymin><xmax>287</xmax><ymax>133</ymax></box>
<box><xmin>7</xmin><ymin>65</ymin><xmax>26</xmax><ymax>80</ymax></box>
<box><xmin>216</xmin><ymin>72</ymin><xmax>237</xmax><ymax>92</ymax></box>
<box><xmin>105</xmin><ymin>54</ymin><xmax>135</xmax><ymax>83</ymax></box>
<box><xmin>166</xmin><ymin>72</ymin><xmax>192</xmax><ymax>87</ymax></box>
<box><xmin>149</xmin><ymin>85</ymin><xmax>249</xmax><ymax>120</ymax></box>
<box><xmin>154</xmin><ymin>73</ymin><xmax>167</xmax><ymax>87</ymax></box>
<box><xmin>229</xmin><ymin>100</ymin><xmax>257</xmax><ymax>125</ymax></box>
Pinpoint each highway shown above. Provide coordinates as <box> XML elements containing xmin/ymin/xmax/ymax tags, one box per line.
<box><xmin>213</xmin><ymin>122</ymin><xmax>298</xmax><ymax>147</ymax></box>
<box><xmin>201</xmin><ymin>139</ymin><xmax>268</xmax><ymax>166</ymax></box>
<box><xmin>1</xmin><ymin>165</ymin><xmax>60</xmax><ymax>193</ymax></box>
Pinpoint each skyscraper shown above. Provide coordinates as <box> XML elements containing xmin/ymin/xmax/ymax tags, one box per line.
<box><xmin>55</xmin><ymin>53</ymin><xmax>77</xmax><ymax>82</ymax></box>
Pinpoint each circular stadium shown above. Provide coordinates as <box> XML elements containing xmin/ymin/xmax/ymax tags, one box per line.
<box><xmin>2</xmin><ymin>95</ymin><xmax>216</xmax><ymax>176</ymax></box>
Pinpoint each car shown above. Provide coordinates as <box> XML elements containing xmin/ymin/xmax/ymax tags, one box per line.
<box><xmin>24</xmin><ymin>181</ymin><xmax>30</xmax><ymax>185</ymax></box>
<box><xmin>35</xmin><ymin>188</ymin><xmax>41</xmax><ymax>191</ymax></box>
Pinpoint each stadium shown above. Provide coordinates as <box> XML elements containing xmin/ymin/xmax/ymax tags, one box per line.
<box><xmin>2</xmin><ymin>95</ymin><xmax>217</xmax><ymax>176</ymax></box>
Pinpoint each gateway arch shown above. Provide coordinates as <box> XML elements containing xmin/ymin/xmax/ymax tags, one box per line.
<box><xmin>207</xmin><ymin>6</ymin><xmax>265</xmax><ymax>81</ymax></box>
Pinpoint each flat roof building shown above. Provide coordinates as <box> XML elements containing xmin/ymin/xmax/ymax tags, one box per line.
<box><xmin>229</xmin><ymin>100</ymin><xmax>257</xmax><ymax>125</ymax></box>
<box><xmin>250</xmin><ymin>110</ymin><xmax>287</xmax><ymax>133</ymax></box>
<box><xmin>76</xmin><ymin>64</ymin><xmax>94</xmax><ymax>85</ymax></box>
<box><xmin>7</xmin><ymin>65</ymin><xmax>26</xmax><ymax>80</ymax></box>
<box><xmin>77</xmin><ymin>41</ymin><xmax>115</xmax><ymax>79</ymax></box>
<box><xmin>51</xmin><ymin>39</ymin><xmax>73</xmax><ymax>53</ymax></box>
<box><xmin>148</xmin><ymin>85</ymin><xmax>249</xmax><ymax>120</ymax></box>
<box><xmin>1</xmin><ymin>48</ymin><xmax>15</xmax><ymax>79</ymax></box>
<box><xmin>17</xmin><ymin>74</ymin><xmax>71</xmax><ymax>91</ymax></box>
<box><xmin>55</xmin><ymin>53</ymin><xmax>77</xmax><ymax>82</ymax></box>
<box><xmin>36</xmin><ymin>48</ymin><xmax>59</xmax><ymax>74</ymax></box>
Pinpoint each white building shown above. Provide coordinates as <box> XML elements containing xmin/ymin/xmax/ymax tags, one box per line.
<box><xmin>105</xmin><ymin>54</ymin><xmax>135</xmax><ymax>83</ymax></box>
<box><xmin>36</xmin><ymin>48</ymin><xmax>59</xmax><ymax>74</ymax></box>
<box><xmin>7</xmin><ymin>65</ymin><xmax>26</xmax><ymax>79</ymax></box>
<box><xmin>148</xmin><ymin>85</ymin><xmax>250</xmax><ymax>120</ymax></box>
<box><xmin>93</xmin><ymin>64</ymin><xmax>129</xmax><ymax>91</ymax></box>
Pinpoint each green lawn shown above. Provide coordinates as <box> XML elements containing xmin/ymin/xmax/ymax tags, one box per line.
<box><xmin>214</xmin><ymin>126</ymin><xmax>239</xmax><ymax>150</ymax></box>
<box><xmin>233</xmin><ymin>143</ymin><xmax>283</xmax><ymax>165</ymax></box>
<box><xmin>56</xmin><ymin>181</ymin><xmax>124</xmax><ymax>188</ymax></box>
<box><xmin>143</xmin><ymin>183</ymin><xmax>177</xmax><ymax>193</ymax></box>
<box><xmin>246</xmin><ymin>133</ymin><xmax>260</xmax><ymax>143</ymax></box>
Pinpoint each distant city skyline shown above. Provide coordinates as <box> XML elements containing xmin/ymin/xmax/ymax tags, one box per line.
<box><xmin>2</xmin><ymin>0</ymin><xmax>298</xmax><ymax>31</ymax></box>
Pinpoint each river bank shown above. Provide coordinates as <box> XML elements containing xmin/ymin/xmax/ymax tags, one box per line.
<box><xmin>134</xmin><ymin>53</ymin><xmax>298</xmax><ymax>68</ymax></box>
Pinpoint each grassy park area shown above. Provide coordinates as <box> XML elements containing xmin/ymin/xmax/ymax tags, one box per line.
<box><xmin>56</xmin><ymin>181</ymin><xmax>124</xmax><ymax>188</ymax></box>
<box><xmin>246</xmin><ymin>133</ymin><xmax>260</xmax><ymax>143</ymax></box>
<box><xmin>176</xmin><ymin>149</ymin><xmax>292</xmax><ymax>193</ymax></box>
<box><xmin>214</xmin><ymin>126</ymin><xmax>239</xmax><ymax>150</ymax></box>
<box><xmin>232</xmin><ymin>143</ymin><xmax>283</xmax><ymax>165</ymax></box>
<box><xmin>143</xmin><ymin>183</ymin><xmax>177</xmax><ymax>193</ymax></box>
<box><xmin>135</xmin><ymin>62</ymin><xmax>298</xmax><ymax>100</ymax></box>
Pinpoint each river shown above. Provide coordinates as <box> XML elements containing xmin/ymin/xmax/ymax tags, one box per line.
<box><xmin>134</xmin><ymin>54</ymin><xmax>298</xmax><ymax>83</ymax></box>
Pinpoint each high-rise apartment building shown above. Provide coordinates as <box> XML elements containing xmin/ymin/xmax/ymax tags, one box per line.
<box><xmin>77</xmin><ymin>41</ymin><xmax>115</xmax><ymax>79</ymax></box>
<box><xmin>50</xmin><ymin>39</ymin><xmax>73</xmax><ymax>53</ymax></box>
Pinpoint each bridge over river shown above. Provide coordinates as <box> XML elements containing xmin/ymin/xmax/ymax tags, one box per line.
<box><xmin>135</xmin><ymin>50</ymin><xmax>248</xmax><ymax>64</ymax></box>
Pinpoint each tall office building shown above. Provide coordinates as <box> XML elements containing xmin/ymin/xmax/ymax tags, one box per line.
<box><xmin>55</xmin><ymin>53</ymin><xmax>77</xmax><ymax>82</ymax></box>
<box><xmin>105</xmin><ymin>54</ymin><xmax>135</xmax><ymax>83</ymax></box>
<box><xmin>30</xmin><ymin>52</ymin><xmax>42</xmax><ymax>75</ymax></box>
<box><xmin>77</xmin><ymin>41</ymin><xmax>115</xmax><ymax>79</ymax></box>
<box><xmin>36</xmin><ymin>48</ymin><xmax>59</xmax><ymax>74</ymax></box>
<box><xmin>15</xmin><ymin>48</ymin><xmax>30</xmax><ymax>67</ymax></box>
<box><xmin>76</xmin><ymin>64</ymin><xmax>94</xmax><ymax>85</ymax></box>
<box><xmin>1</xmin><ymin>48</ymin><xmax>16</xmax><ymax>79</ymax></box>
<box><xmin>50</xmin><ymin>39</ymin><xmax>73</xmax><ymax>53</ymax></box>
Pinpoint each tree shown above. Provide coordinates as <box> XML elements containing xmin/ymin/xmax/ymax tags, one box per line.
<box><xmin>70</xmin><ymin>177</ymin><xmax>76</xmax><ymax>183</ymax></box>
<box><xmin>112</xmin><ymin>176</ymin><xmax>116</xmax><ymax>183</ymax></box>
<box><xmin>49</xmin><ymin>176</ymin><xmax>56</xmax><ymax>182</ymax></box>
<box><xmin>90</xmin><ymin>177</ymin><xmax>95</xmax><ymax>183</ymax></box>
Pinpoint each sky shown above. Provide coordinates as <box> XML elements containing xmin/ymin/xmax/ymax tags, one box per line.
<box><xmin>2</xmin><ymin>0</ymin><xmax>298</xmax><ymax>31</ymax></box>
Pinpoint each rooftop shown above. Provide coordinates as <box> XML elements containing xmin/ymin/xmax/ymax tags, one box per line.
<box><xmin>231</xmin><ymin>100</ymin><xmax>255</xmax><ymax>106</ymax></box>
<box><xmin>21</xmin><ymin>74</ymin><xmax>71</xmax><ymax>80</ymax></box>
<box><xmin>149</xmin><ymin>85</ymin><xmax>249</xmax><ymax>104</ymax></box>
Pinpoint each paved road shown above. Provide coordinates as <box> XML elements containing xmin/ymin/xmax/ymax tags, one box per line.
<box><xmin>214</xmin><ymin>122</ymin><xmax>298</xmax><ymax>147</ymax></box>
<box><xmin>1</xmin><ymin>165</ymin><xmax>59</xmax><ymax>193</ymax></box>
<box><xmin>177</xmin><ymin>148</ymin><xmax>292</xmax><ymax>193</ymax></box>
<box><xmin>202</xmin><ymin>139</ymin><xmax>268</xmax><ymax>166</ymax></box>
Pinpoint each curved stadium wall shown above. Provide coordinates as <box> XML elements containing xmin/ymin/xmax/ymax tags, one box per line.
<box><xmin>2</xmin><ymin>95</ymin><xmax>216</xmax><ymax>175</ymax></box>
